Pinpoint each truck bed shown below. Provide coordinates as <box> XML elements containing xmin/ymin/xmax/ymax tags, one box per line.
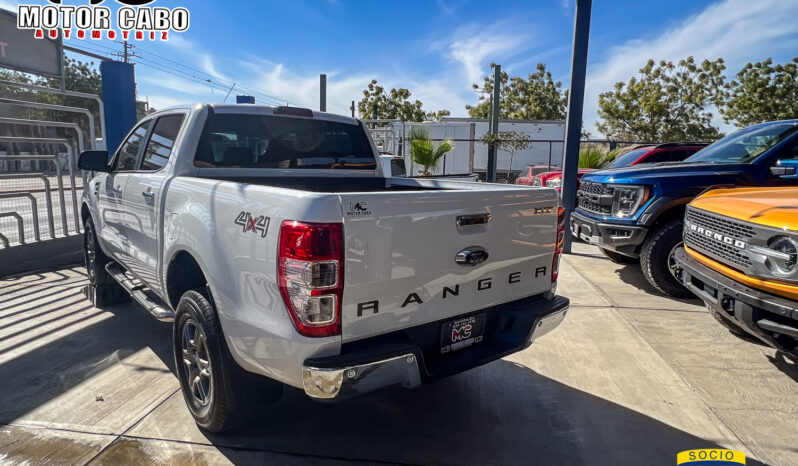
<box><xmin>205</xmin><ymin>176</ymin><xmax>446</xmax><ymax>193</ymax></box>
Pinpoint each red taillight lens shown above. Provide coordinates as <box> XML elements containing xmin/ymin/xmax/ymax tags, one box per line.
<box><xmin>552</xmin><ymin>207</ymin><xmax>565</xmax><ymax>283</ymax></box>
<box><xmin>278</xmin><ymin>221</ymin><xmax>343</xmax><ymax>337</ymax></box>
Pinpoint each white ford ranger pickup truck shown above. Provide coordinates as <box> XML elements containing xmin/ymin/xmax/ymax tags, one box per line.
<box><xmin>78</xmin><ymin>104</ymin><xmax>570</xmax><ymax>432</ymax></box>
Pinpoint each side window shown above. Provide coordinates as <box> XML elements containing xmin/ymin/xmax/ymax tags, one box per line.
<box><xmin>670</xmin><ymin>150</ymin><xmax>688</xmax><ymax>162</ymax></box>
<box><xmin>780</xmin><ymin>141</ymin><xmax>798</xmax><ymax>161</ymax></box>
<box><xmin>115</xmin><ymin>121</ymin><xmax>152</xmax><ymax>172</ymax></box>
<box><xmin>140</xmin><ymin>115</ymin><xmax>185</xmax><ymax>171</ymax></box>
<box><xmin>644</xmin><ymin>150</ymin><xmax>672</xmax><ymax>163</ymax></box>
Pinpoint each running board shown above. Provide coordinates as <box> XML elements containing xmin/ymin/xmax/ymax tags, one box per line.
<box><xmin>105</xmin><ymin>262</ymin><xmax>175</xmax><ymax>322</ymax></box>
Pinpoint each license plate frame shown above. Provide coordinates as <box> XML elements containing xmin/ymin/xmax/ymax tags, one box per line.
<box><xmin>440</xmin><ymin>313</ymin><xmax>485</xmax><ymax>354</ymax></box>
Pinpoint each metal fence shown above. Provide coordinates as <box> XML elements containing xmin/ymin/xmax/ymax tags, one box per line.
<box><xmin>365</xmin><ymin>119</ymin><xmax>568</xmax><ymax>183</ymax></box>
<box><xmin>0</xmin><ymin>82</ymin><xmax>102</xmax><ymax>256</ymax></box>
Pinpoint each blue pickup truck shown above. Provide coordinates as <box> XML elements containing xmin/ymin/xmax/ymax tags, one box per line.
<box><xmin>570</xmin><ymin>120</ymin><xmax>798</xmax><ymax>298</ymax></box>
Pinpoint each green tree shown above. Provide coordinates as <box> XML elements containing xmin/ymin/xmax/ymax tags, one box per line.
<box><xmin>578</xmin><ymin>144</ymin><xmax>614</xmax><ymax>169</ymax></box>
<box><xmin>0</xmin><ymin>55</ymin><xmax>103</xmax><ymax>139</ymax></box>
<box><xmin>480</xmin><ymin>130</ymin><xmax>532</xmax><ymax>172</ymax></box>
<box><xmin>408</xmin><ymin>126</ymin><xmax>454</xmax><ymax>175</ymax></box>
<box><xmin>596</xmin><ymin>57</ymin><xmax>727</xmax><ymax>142</ymax></box>
<box><xmin>357</xmin><ymin>79</ymin><xmax>449</xmax><ymax>122</ymax></box>
<box><xmin>466</xmin><ymin>63</ymin><xmax>567</xmax><ymax>120</ymax></box>
<box><xmin>720</xmin><ymin>57</ymin><xmax>798</xmax><ymax>127</ymax></box>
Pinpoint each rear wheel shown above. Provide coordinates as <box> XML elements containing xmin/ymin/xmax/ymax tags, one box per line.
<box><xmin>174</xmin><ymin>289</ymin><xmax>282</xmax><ymax>433</ymax></box>
<box><xmin>600</xmin><ymin>247</ymin><xmax>638</xmax><ymax>264</ymax></box>
<box><xmin>84</xmin><ymin>217</ymin><xmax>129</xmax><ymax>306</ymax></box>
<box><xmin>640</xmin><ymin>221</ymin><xmax>693</xmax><ymax>299</ymax></box>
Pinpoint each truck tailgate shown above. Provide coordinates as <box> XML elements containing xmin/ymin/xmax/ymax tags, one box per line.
<box><xmin>339</xmin><ymin>188</ymin><xmax>559</xmax><ymax>342</ymax></box>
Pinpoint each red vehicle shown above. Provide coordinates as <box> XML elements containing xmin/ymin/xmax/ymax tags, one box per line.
<box><xmin>514</xmin><ymin>165</ymin><xmax>555</xmax><ymax>186</ymax></box>
<box><xmin>605</xmin><ymin>142</ymin><xmax>707</xmax><ymax>168</ymax></box>
<box><xmin>531</xmin><ymin>169</ymin><xmax>595</xmax><ymax>190</ymax></box>
<box><xmin>524</xmin><ymin>143</ymin><xmax>708</xmax><ymax>190</ymax></box>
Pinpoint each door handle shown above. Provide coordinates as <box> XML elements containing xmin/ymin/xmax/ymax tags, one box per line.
<box><xmin>142</xmin><ymin>190</ymin><xmax>155</xmax><ymax>198</ymax></box>
<box><xmin>456</xmin><ymin>213</ymin><xmax>492</xmax><ymax>227</ymax></box>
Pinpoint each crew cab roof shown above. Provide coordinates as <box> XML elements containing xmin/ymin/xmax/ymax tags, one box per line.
<box><xmin>150</xmin><ymin>103</ymin><xmax>360</xmax><ymax>126</ymax></box>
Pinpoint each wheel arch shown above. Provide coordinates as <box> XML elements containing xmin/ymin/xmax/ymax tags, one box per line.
<box><xmin>81</xmin><ymin>202</ymin><xmax>92</xmax><ymax>226</ymax></box>
<box><xmin>166</xmin><ymin>250</ymin><xmax>210</xmax><ymax>309</ymax></box>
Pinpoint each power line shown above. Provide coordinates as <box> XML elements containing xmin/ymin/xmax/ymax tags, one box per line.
<box><xmin>131</xmin><ymin>44</ymin><xmax>290</xmax><ymax>104</ymax></box>
<box><xmin>64</xmin><ymin>43</ymin><xmax>291</xmax><ymax>106</ymax></box>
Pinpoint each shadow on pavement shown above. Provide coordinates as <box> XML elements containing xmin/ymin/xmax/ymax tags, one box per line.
<box><xmin>767</xmin><ymin>352</ymin><xmax>798</xmax><ymax>384</ymax></box>
<box><xmin>614</xmin><ymin>263</ymin><xmax>700</xmax><ymax>306</ymax></box>
<box><xmin>196</xmin><ymin>360</ymin><xmax>761</xmax><ymax>466</ymax></box>
<box><xmin>0</xmin><ymin>270</ymin><xmax>761</xmax><ymax>465</ymax></box>
<box><xmin>0</xmin><ymin>293</ymin><xmax>174</xmax><ymax>425</ymax></box>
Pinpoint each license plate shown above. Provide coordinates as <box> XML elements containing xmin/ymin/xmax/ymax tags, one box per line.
<box><xmin>571</xmin><ymin>220</ymin><xmax>594</xmax><ymax>242</ymax></box>
<box><xmin>440</xmin><ymin>314</ymin><xmax>485</xmax><ymax>354</ymax></box>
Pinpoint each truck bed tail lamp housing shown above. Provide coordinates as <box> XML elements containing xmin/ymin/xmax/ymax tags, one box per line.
<box><xmin>553</xmin><ymin>207</ymin><xmax>565</xmax><ymax>283</ymax></box>
<box><xmin>278</xmin><ymin>221</ymin><xmax>344</xmax><ymax>337</ymax></box>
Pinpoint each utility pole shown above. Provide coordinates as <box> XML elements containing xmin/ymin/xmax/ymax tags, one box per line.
<box><xmin>123</xmin><ymin>41</ymin><xmax>130</xmax><ymax>63</ymax></box>
<box><xmin>350</xmin><ymin>100</ymin><xmax>355</xmax><ymax>118</ymax></box>
<box><xmin>561</xmin><ymin>0</ymin><xmax>593</xmax><ymax>253</ymax></box>
<box><xmin>319</xmin><ymin>74</ymin><xmax>327</xmax><ymax>112</ymax></box>
<box><xmin>486</xmin><ymin>64</ymin><xmax>501</xmax><ymax>183</ymax></box>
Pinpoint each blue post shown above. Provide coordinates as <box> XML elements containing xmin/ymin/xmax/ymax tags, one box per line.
<box><xmin>561</xmin><ymin>0</ymin><xmax>592</xmax><ymax>253</ymax></box>
<box><xmin>100</xmin><ymin>61</ymin><xmax>137</xmax><ymax>157</ymax></box>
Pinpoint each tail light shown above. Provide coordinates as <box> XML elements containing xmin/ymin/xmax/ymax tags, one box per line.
<box><xmin>552</xmin><ymin>207</ymin><xmax>565</xmax><ymax>283</ymax></box>
<box><xmin>278</xmin><ymin>221</ymin><xmax>343</xmax><ymax>337</ymax></box>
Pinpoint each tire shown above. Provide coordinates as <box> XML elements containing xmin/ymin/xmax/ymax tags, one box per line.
<box><xmin>174</xmin><ymin>289</ymin><xmax>282</xmax><ymax>433</ymax></box>
<box><xmin>84</xmin><ymin>218</ymin><xmax>130</xmax><ymax>306</ymax></box>
<box><xmin>640</xmin><ymin>221</ymin><xmax>694</xmax><ymax>299</ymax></box>
<box><xmin>600</xmin><ymin>247</ymin><xmax>638</xmax><ymax>264</ymax></box>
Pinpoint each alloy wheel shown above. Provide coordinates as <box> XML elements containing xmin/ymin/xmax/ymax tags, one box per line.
<box><xmin>181</xmin><ymin>318</ymin><xmax>213</xmax><ymax>408</ymax></box>
<box><xmin>667</xmin><ymin>242</ymin><xmax>683</xmax><ymax>279</ymax></box>
<box><xmin>85</xmin><ymin>226</ymin><xmax>96</xmax><ymax>281</ymax></box>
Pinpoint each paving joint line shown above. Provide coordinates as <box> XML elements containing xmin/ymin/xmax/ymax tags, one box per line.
<box><xmin>118</xmin><ymin>432</ymin><xmax>419</xmax><ymax>466</ymax></box>
<box><xmin>83</xmin><ymin>387</ymin><xmax>180</xmax><ymax>465</ymax></box>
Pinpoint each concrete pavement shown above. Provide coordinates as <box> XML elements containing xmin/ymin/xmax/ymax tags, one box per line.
<box><xmin>0</xmin><ymin>242</ymin><xmax>796</xmax><ymax>465</ymax></box>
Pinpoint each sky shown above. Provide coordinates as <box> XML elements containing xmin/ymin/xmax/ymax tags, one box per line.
<box><xmin>4</xmin><ymin>0</ymin><xmax>798</xmax><ymax>135</ymax></box>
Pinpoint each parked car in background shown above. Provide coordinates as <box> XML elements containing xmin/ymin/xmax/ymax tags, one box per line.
<box><xmin>675</xmin><ymin>186</ymin><xmax>798</xmax><ymax>357</ymax></box>
<box><xmin>531</xmin><ymin>169</ymin><xmax>596</xmax><ymax>190</ymax></box>
<box><xmin>571</xmin><ymin>120</ymin><xmax>798</xmax><ymax>298</ymax></box>
<box><xmin>515</xmin><ymin>165</ymin><xmax>560</xmax><ymax>186</ymax></box>
<box><xmin>606</xmin><ymin>142</ymin><xmax>708</xmax><ymax>168</ymax></box>
<box><xmin>79</xmin><ymin>104</ymin><xmax>570</xmax><ymax>433</ymax></box>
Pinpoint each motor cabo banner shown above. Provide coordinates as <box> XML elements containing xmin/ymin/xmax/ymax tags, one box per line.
<box><xmin>16</xmin><ymin>0</ymin><xmax>189</xmax><ymax>41</ymax></box>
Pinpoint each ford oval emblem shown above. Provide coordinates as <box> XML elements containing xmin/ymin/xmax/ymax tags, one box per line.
<box><xmin>455</xmin><ymin>246</ymin><xmax>489</xmax><ymax>266</ymax></box>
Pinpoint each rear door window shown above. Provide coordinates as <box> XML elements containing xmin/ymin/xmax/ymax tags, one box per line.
<box><xmin>140</xmin><ymin>115</ymin><xmax>185</xmax><ymax>171</ymax></box>
<box><xmin>642</xmin><ymin>150</ymin><xmax>672</xmax><ymax>163</ymax></box>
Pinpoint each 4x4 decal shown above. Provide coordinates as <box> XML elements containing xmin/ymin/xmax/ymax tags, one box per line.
<box><xmin>235</xmin><ymin>212</ymin><xmax>270</xmax><ymax>238</ymax></box>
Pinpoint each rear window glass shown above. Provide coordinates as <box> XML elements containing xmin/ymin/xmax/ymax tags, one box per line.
<box><xmin>194</xmin><ymin>113</ymin><xmax>376</xmax><ymax>170</ymax></box>
<box><xmin>608</xmin><ymin>148</ymin><xmax>650</xmax><ymax>168</ymax></box>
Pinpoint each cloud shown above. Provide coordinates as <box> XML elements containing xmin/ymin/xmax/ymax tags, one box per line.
<box><xmin>584</xmin><ymin>0</ymin><xmax>798</xmax><ymax>135</ymax></box>
<box><xmin>144</xmin><ymin>95</ymin><xmax>185</xmax><ymax>112</ymax></box>
<box><xmin>0</xmin><ymin>0</ymin><xmax>15</xmax><ymax>12</ymax></box>
<box><xmin>446</xmin><ymin>22</ymin><xmax>532</xmax><ymax>86</ymax></box>
<box><xmin>134</xmin><ymin>19</ymin><xmax>536</xmax><ymax>118</ymax></box>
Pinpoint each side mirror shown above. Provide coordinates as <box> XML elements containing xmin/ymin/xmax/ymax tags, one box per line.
<box><xmin>78</xmin><ymin>150</ymin><xmax>111</xmax><ymax>172</ymax></box>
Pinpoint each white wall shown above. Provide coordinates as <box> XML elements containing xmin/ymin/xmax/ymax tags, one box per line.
<box><xmin>387</xmin><ymin>119</ymin><xmax>565</xmax><ymax>176</ymax></box>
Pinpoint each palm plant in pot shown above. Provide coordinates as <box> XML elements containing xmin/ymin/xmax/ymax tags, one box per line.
<box><xmin>408</xmin><ymin>126</ymin><xmax>454</xmax><ymax>176</ymax></box>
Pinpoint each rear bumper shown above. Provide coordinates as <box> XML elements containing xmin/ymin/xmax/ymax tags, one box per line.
<box><xmin>674</xmin><ymin>248</ymin><xmax>798</xmax><ymax>356</ymax></box>
<box><xmin>570</xmin><ymin>211</ymin><xmax>647</xmax><ymax>257</ymax></box>
<box><xmin>302</xmin><ymin>294</ymin><xmax>570</xmax><ymax>400</ymax></box>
